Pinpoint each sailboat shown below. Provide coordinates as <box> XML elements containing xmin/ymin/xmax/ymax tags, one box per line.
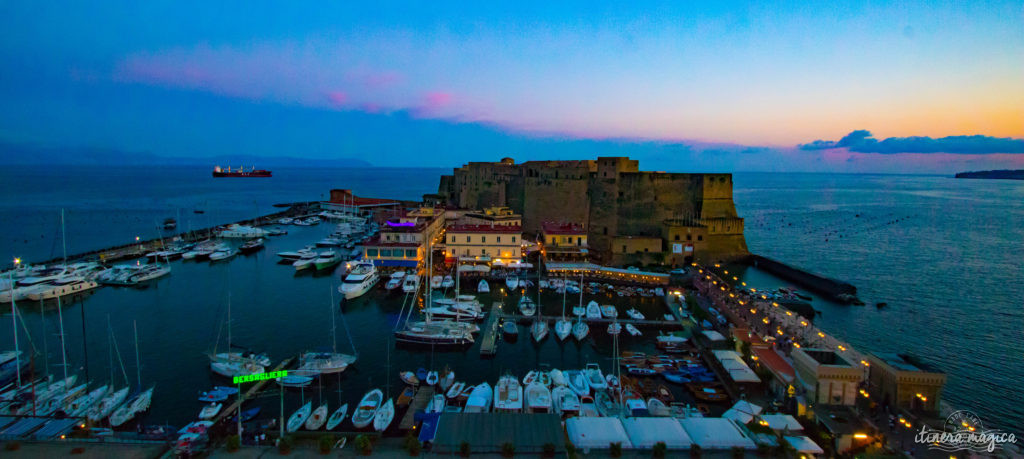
<box><xmin>477</xmin><ymin>279</ymin><xmax>489</xmax><ymax>293</ymax></box>
<box><xmin>287</xmin><ymin>401</ymin><xmax>312</xmax><ymax>432</ymax></box>
<box><xmin>297</xmin><ymin>285</ymin><xmax>357</xmax><ymax>375</ymax></box>
<box><xmin>110</xmin><ymin>322</ymin><xmax>154</xmax><ymax>427</ymax></box>
<box><xmin>530</xmin><ymin>284</ymin><xmax>548</xmax><ymax>342</ymax></box>
<box><xmin>554</xmin><ymin>275</ymin><xmax>572</xmax><ymax>340</ymax></box>
<box><xmin>306</xmin><ymin>403</ymin><xmax>329</xmax><ymax>430</ymax></box>
<box><xmin>373</xmin><ymin>398</ymin><xmax>395</xmax><ymax>431</ymax></box>
<box><xmin>518</xmin><ymin>296</ymin><xmax>536</xmax><ymax>317</ymax></box>
<box><xmin>571</xmin><ymin>279</ymin><xmax>589</xmax><ymax>340</ymax></box>
<box><xmin>351</xmin><ymin>389</ymin><xmax>383</xmax><ymax>429</ymax></box>
<box><xmin>209</xmin><ymin>292</ymin><xmax>269</xmax><ymax>377</ymax></box>
<box><xmin>326</xmin><ymin>403</ymin><xmax>348</xmax><ymax>430</ymax></box>
<box><xmin>89</xmin><ymin>324</ymin><xmax>130</xmax><ymax>422</ymax></box>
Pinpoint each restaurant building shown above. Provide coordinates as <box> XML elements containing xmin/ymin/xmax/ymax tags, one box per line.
<box><xmin>540</xmin><ymin>222</ymin><xmax>588</xmax><ymax>261</ymax></box>
<box><xmin>362</xmin><ymin>207</ymin><xmax>445</xmax><ymax>268</ymax></box>
<box><xmin>867</xmin><ymin>352</ymin><xmax>946</xmax><ymax>413</ymax></box>
<box><xmin>444</xmin><ymin>224</ymin><xmax>522</xmax><ymax>263</ymax></box>
<box><xmin>792</xmin><ymin>348</ymin><xmax>864</xmax><ymax>407</ymax></box>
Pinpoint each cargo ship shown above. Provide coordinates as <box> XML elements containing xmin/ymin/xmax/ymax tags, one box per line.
<box><xmin>212</xmin><ymin>166</ymin><xmax>272</xmax><ymax>178</ymax></box>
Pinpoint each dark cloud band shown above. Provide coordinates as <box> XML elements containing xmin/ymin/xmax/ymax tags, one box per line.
<box><xmin>800</xmin><ymin>130</ymin><xmax>1024</xmax><ymax>154</ymax></box>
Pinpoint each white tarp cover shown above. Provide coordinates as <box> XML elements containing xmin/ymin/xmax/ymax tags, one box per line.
<box><xmin>702</xmin><ymin>330</ymin><xmax>726</xmax><ymax>341</ymax></box>
<box><xmin>678</xmin><ymin>418</ymin><xmax>757</xmax><ymax>450</ymax></box>
<box><xmin>784</xmin><ymin>435</ymin><xmax>824</xmax><ymax>454</ymax></box>
<box><xmin>762</xmin><ymin>414</ymin><xmax>803</xmax><ymax>431</ymax></box>
<box><xmin>566</xmin><ymin>417</ymin><xmax>633</xmax><ymax>450</ymax></box>
<box><xmin>721</xmin><ymin>400</ymin><xmax>763</xmax><ymax>424</ymax></box>
<box><xmin>622</xmin><ymin>417</ymin><xmax>692</xmax><ymax>449</ymax></box>
<box><xmin>713</xmin><ymin>350</ymin><xmax>761</xmax><ymax>383</ymax></box>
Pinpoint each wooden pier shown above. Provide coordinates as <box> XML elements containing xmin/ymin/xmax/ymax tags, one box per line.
<box><xmin>398</xmin><ymin>386</ymin><xmax>434</xmax><ymax>430</ymax></box>
<box><xmin>495</xmin><ymin>312</ymin><xmax>686</xmax><ymax>328</ymax></box>
<box><xmin>478</xmin><ymin>303</ymin><xmax>503</xmax><ymax>356</ymax></box>
<box><xmin>213</xmin><ymin>356</ymin><xmax>294</xmax><ymax>425</ymax></box>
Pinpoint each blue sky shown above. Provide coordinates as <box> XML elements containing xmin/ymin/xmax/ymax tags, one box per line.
<box><xmin>1</xmin><ymin>1</ymin><xmax>1022</xmax><ymax>172</ymax></box>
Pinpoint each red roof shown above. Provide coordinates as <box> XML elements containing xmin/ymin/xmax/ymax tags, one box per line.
<box><xmin>329</xmin><ymin>189</ymin><xmax>400</xmax><ymax>207</ymax></box>
<box><xmin>542</xmin><ymin>221</ymin><xmax>586</xmax><ymax>235</ymax></box>
<box><xmin>732</xmin><ymin>328</ymin><xmax>766</xmax><ymax>346</ymax></box>
<box><xmin>752</xmin><ymin>346</ymin><xmax>795</xmax><ymax>382</ymax></box>
<box><xmin>447</xmin><ymin>224</ymin><xmax>521</xmax><ymax>234</ymax></box>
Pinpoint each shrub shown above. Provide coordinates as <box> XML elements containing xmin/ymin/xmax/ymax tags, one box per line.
<box><xmin>653</xmin><ymin>441</ymin><xmax>667</xmax><ymax>458</ymax></box>
<box><xmin>4</xmin><ymin>442</ymin><xmax>21</xmax><ymax>451</ymax></box>
<box><xmin>226</xmin><ymin>435</ymin><xmax>241</xmax><ymax>452</ymax></box>
<box><xmin>756</xmin><ymin>443</ymin><xmax>770</xmax><ymax>456</ymax></box>
<box><xmin>501</xmin><ymin>441</ymin><xmax>515</xmax><ymax>457</ymax></box>
<box><xmin>610</xmin><ymin>441</ymin><xmax>623</xmax><ymax>457</ymax></box>
<box><xmin>690</xmin><ymin>444</ymin><xmax>702</xmax><ymax>458</ymax></box>
<box><xmin>732</xmin><ymin>446</ymin><xmax>745</xmax><ymax>458</ymax></box>
<box><xmin>543</xmin><ymin>442</ymin><xmax>556</xmax><ymax>457</ymax></box>
<box><xmin>319</xmin><ymin>435</ymin><xmax>334</xmax><ymax>454</ymax></box>
<box><xmin>459</xmin><ymin>441</ymin><xmax>471</xmax><ymax>457</ymax></box>
<box><xmin>70</xmin><ymin>446</ymin><xmax>86</xmax><ymax>455</ymax></box>
<box><xmin>354</xmin><ymin>434</ymin><xmax>373</xmax><ymax>455</ymax></box>
<box><xmin>277</xmin><ymin>435</ymin><xmax>294</xmax><ymax>455</ymax></box>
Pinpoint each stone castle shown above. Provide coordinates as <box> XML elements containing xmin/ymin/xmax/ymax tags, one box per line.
<box><xmin>433</xmin><ymin>157</ymin><xmax>747</xmax><ymax>266</ymax></box>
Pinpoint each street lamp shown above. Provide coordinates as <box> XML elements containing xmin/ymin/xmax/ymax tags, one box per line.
<box><xmin>9</xmin><ymin>257</ymin><xmax>21</xmax><ymax>387</ymax></box>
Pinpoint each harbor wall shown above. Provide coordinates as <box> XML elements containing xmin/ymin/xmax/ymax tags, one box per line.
<box><xmin>746</xmin><ymin>254</ymin><xmax>858</xmax><ymax>302</ymax></box>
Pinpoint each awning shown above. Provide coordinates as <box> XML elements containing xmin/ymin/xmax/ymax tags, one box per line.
<box><xmin>784</xmin><ymin>435</ymin><xmax>825</xmax><ymax>454</ymax></box>
<box><xmin>418</xmin><ymin>413</ymin><xmax>441</xmax><ymax>443</ymax></box>
<box><xmin>722</xmin><ymin>400</ymin><xmax>763</xmax><ymax>424</ymax></box>
<box><xmin>621</xmin><ymin>417</ymin><xmax>692</xmax><ymax>449</ymax></box>
<box><xmin>566</xmin><ymin>417</ymin><xmax>632</xmax><ymax>450</ymax></box>
<box><xmin>761</xmin><ymin>414</ymin><xmax>804</xmax><ymax>432</ymax></box>
<box><xmin>678</xmin><ymin>418</ymin><xmax>757</xmax><ymax>450</ymax></box>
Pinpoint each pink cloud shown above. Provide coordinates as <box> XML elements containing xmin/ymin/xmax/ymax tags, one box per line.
<box><xmin>326</xmin><ymin>91</ymin><xmax>348</xmax><ymax>106</ymax></box>
<box><xmin>423</xmin><ymin>92</ymin><xmax>453</xmax><ymax>109</ymax></box>
<box><xmin>362</xmin><ymin>71</ymin><xmax>402</xmax><ymax>88</ymax></box>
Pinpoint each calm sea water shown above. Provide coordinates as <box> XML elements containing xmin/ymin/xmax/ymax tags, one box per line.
<box><xmin>0</xmin><ymin>166</ymin><xmax>1021</xmax><ymax>434</ymax></box>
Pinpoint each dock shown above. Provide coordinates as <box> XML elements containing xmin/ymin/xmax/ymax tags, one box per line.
<box><xmin>495</xmin><ymin>312</ymin><xmax>686</xmax><ymax>328</ymax></box>
<box><xmin>398</xmin><ymin>386</ymin><xmax>434</xmax><ymax>430</ymax></box>
<box><xmin>478</xmin><ymin>303</ymin><xmax>503</xmax><ymax>356</ymax></box>
<box><xmin>213</xmin><ymin>356</ymin><xmax>294</xmax><ymax>425</ymax></box>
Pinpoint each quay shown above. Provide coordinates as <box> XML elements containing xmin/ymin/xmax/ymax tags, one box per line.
<box><xmin>212</xmin><ymin>357</ymin><xmax>295</xmax><ymax>426</ymax></box>
<box><xmin>398</xmin><ymin>386</ymin><xmax>433</xmax><ymax>430</ymax></box>
<box><xmin>478</xmin><ymin>303</ymin><xmax>502</xmax><ymax>356</ymax></box>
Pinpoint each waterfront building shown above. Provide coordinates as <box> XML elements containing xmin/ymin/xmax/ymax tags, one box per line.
<box><xmin>867</xmin><ymin>352</ymin><xmax>946</xmax><ymax>413</ymax></box>
<box><xmin>435</xmin><ymin>156</ymin><xmax>747</xmax><ymax>266</ymax></box>
<box><xmin>544</xmin><ymin>262</ymin><xmax>669</xmax><ymax>285</ymax></box>
<box><xmin>444</xmin><ymin>224</ymin><xmax>521</xmax><ymax>263</ymax></box>
<box><xmin>792</xmin><ymin>348</ymin><xmax>864</xmax><ymax>407</ymax></box>
<box><xmin>460</xmin><ymin>206</ymin><xmax>522</xmax><ymax>227</ymax></box>
<box><xmin>324</xmin><ymin>189</ymin><xmax>402</xmax><ymax>215</ymax></box>
<box><xmin>540</xmin><ymin>222</ymin><xmax>588</xmax><ymax>261</ymax></box>
<box><xmin>362</xmin><ymin>207</ymin><xmax>444</xmax><ymax>268</ymax></box>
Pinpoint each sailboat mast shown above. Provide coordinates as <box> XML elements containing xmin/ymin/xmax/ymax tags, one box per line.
<box><xmin>9</xmin><ymin>278</ymin><xmax>19</xmax><ymax>387</ymax></box>
<box><xmin>330</xmin><ymin>285</ymin><xmax>337</xmax><ymax>353</ymax></box>
<box><xmin>133</xmin><ymin>320</ymin><xmax>141</xmax><ymax>388</ymax></box>
<box><xmin>61</xmin><ymin>209</ymin><xmax>67</xmax><ymax>268</ymax></box>
<box><xmin>226</xmin><ymin>292</ymin><xmax>232</xmax><ymax>354</ymax></box>
<box><xmin>57</xmin><ymin>295</ymin><xmax>68</xmax><ymax>384</ymax></box>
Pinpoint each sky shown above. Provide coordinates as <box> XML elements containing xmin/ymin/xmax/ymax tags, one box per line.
<box><xmin>0</xmin><ymin>1</ymin><xmax>1022</xmax><ymax>173</ymax></box>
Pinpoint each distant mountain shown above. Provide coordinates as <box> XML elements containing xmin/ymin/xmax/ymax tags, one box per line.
<box><xmin>0</xmin><ymin>142</ymin><xmax>374</xmax><ymax>167</ymax></box>
<box><xmin>954</xmin><ymin>169</ymin><xmax>1024</xmax><ymax>180</ymax></box>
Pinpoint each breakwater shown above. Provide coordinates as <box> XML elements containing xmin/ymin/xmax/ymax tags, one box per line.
<box><xmin>746</xmin><ymin>254</ymin><xmax>858</xmax><ymax>303</ymax></box>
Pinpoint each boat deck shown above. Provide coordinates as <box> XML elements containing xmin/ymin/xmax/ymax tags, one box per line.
<box><xmin>212</xmin><ymin>356</ymin><xmax>294</xmax><ymax>425</ymax></box>
<box><xmin>398</xmin><ymin>386</ymin><xmax>433</xmax><ymax>430</ymax></box>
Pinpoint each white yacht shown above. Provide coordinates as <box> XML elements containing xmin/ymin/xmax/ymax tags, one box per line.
<box><xmin>338</xmin><ymin>262</ymin><xmax>379</xmax><ymax>299</ymax></box>
<box><xmin>464</xmin><ymin>383</ymin><xmax>492</xmax><ymax>413</ymax></box>
<box><xmin>477</xmin><ymin>279</ymin><xmax>489</xmax><ymax>293</ymax></box>
<box><xmin>296</xmin><ymin>351</ymin><xmax>356</xmax><ymax>375</ymax></box>
<box><xmin>26</xmin><ymin>277</ymin><xmax>99</xmax><ymax>301</ymax></box>
<box><xmin>493</xmin><ymin>374</ymin><xmax>523</xmax><ymax>412</ymax></box>
<box><xmin>217</xmin><ymin>224</ymin><xmax>267</xmax><ymax>238</ymax></box>
<box><xmin>277</xmin><ymin>247</ymin><xmax>316</xmax><ymax>261</ymax></box>
<box><xmin>130</xmin><ymin>264</ymin><xmax>170</xmax><ymax>283</ymax></box>
<box><xmin>505</xmin><ymin>276</ymin><xmax>519</xmax><ymax>290</ymax></box>
<box><xmin>402</xmin><ymin>274</ymin><xmax>420</xmax><ymax>293</ymax></box>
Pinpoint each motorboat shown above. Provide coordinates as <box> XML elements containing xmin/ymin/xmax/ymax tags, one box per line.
<box><xmin>277</xmin><ymin>374</ymin><xmax>315</xmax><ymax>388</ymax></box>
<box><xmin>626</xmin><ymin>324</ymin><xmax>642</xmax><ymax>336</ymax></box>
<box><xmin>26</xmin><ymin>277</ymin><xmax>99</xmax><ymax>301</ymax></box>
<box><xmin>399</xmin><ymin>371</ymin><xmax>419</xmax><ymax>386</ymax></box>
<box><xmin>502</xmin><ymin>321</ymin><xmax>518</xmax><ymax>337</ymax></box>
<box><xmin>552</xmin><ymin>386</ymin><xmax>579</xmax><ymax>415</ymax></box>
<box><xmin>229</xmin><ymin>407</ymin><xmax>262</xmax><ymax>424</ymax></box>
<box><xmin>580</xmin><ymin>395</ymin><xmax>599</xmax><ymax>417</ymax></box>
<box><xmin>293</xmin><ymin>253</ymin><xmax>317</xmax><ymax>271</ymax></box>
<box><xmin>314</xmin><ymin>251</ymin><xmax>342</xmax><ymax>271</ymax></box>
<box><xmin>493</xmin><ymin>374</ymin><xmax>523</xmax><ymax>412</ymax></box>
<box><xmin>385</xmin><ymin>277</ymin><xmax>402</xmax><ymax>290</ymax></box>
<box><xmin>549</xmin><ymin>369</ymin><xmax>566</xmax><ymax>387</ymax></box>
<box><xmin>218</xmin><ymin>224</ymin><xmax>267</xmax><ymax>238</ymax></box>
<box><xmin>178</xmin><ymin>421</ymin><xmax>214</xmax><ymax>435</ymax></box>
<box><xmin>607</xmin><ymin>322</ymin><xmax>622</xmax><ymax>335</ymax></box>
<box><xmin>389</xmin><ymin>270</ymin><xmax>407</xmax><ymax>282</ymax></box>
<box><xmin>277</xmin><ymin>247</ymin><xmax>315</xmax><ymax>261</ymax></box>
<box><xmin>595</xmin><ymin>391</ymin><xmax>620</xmax><ymax>417</ymax></box>
<box><xmin>66</xmin><ymin>385</ymin><xmax>110</xmax><ymax>417</ymax></box>
<box><xmin>505</xmin><ymin>276</ymin><xmax>519</xmax><ymax>290</ymax></box>
<box><xmin>626</xmin><ymin>308</ymin><xmax>645</xmax><ymax>320</ymax></box>
<box><xmin>130</xmin><ymin>264</ymin><xmax>171</xmax><ymax>283</ymax></box>
<box><xmin>394</xmin><ymin>322</ymin><xmax>474</xmax><ymax>345</ymax></box>
<box><xmin>403</xmin><ymin>275</ymin><xmax>420</xmax><ymax>293</ymax></box>
<box><xmin>440</xmin><ymin>371</ymin><xmax>455</xmax><ymax>392</ymax></box>
<box><xmin>446</xmin><ymin>382</ymin><xmax>466</xmax><ymax>400</ymax></box>
<box><xmin>316</xmin><ymin>237</ymin><xmax>342</xmax><ymax>247</ymax></box>
<box><xmin>209</xmin><ymin>248</ymin><xmax>238</xmax><ymax>262</ymax></box>
<box><xmin>239</xmin><ymin>238</ymin><xmax>265</xmax><ymax>254</ymax></box>
<box><xmin>426</xmin><ymin>394</ymin><xmax>446</xmax><ymax>413</ymax></box>
<box><xmin>518</xmin><ymin>296</ymin><xmax>536</xmax><ymax>317</ymax></box>
<box><xmin>287</xmin><ymin>402</ymin><xmax>312</xmax><ymax>432</ymax></box>
<box><xmin>198</xmin><ymin>403</ymin><xmax>222</xmax><ymax>420</ymax></box>
<box><xmin>463</xmin><ymin>383</ymin><xmax>492</xmax><ymax>413</ymax></box>
<box><xmin>585</xmin><ymin>364</ymin><xmax>607</xmax><ymax>390</ymax></box>
<box><xmin>525</xmin><ymin>382</ymin><xmax>552</xmax><ymax>413</ymax></box>
<box><xmin>109</xmin><ymin>386</ymin><xmax>154</xmax><ymax>426</ymax></box>
<box><xmin>306</xmin><ymin>403</ymin><xmax>329</xmax><ymax>430</ymax></box>
<box><xmin>522</xmin><ymin>371</ymin><xmax>551</xmax><ymax>387</ymax></box>
<box><xmin>326</xmin><ymin>404</ymin><xmax>348</xmax><ymax>430</ymax></box>
<box><xmin>585</xmin><ymin>301</ymin><xmax>602</xmax><ymax>320</ymax></box>
<box><xmin>440</xmin><ymin>275</ymin><xmax>454</xmax><ymax>289</ymax></box>
<box><xmin>373</xmin><ymin>398</ymin><xmax>394</xmax><ymax>431</ymax></box>
<box><xmin>278</xmin><ymin>218</ymin><xmax>293</xmax><ymax>225</ymax></box>
<box><xmin>565</xmin><ymin>370</ymin><xmax>590</xmax><ymax>397</ymax></box>
<box><xmin>338</xmin><ymin>262</ymin><xmax>379</xmax><ymax>300</ymax></box>
<box><xmin>297</xmin><ymin>352</ymin><xmax>356</xmax><ymax>375</ymax></box>
<box><xmin>426</xmin><ymin>371</ymin><xmax>439</xmax><ymax>386</ymax></box>
<box><xmin>430</xmin><ymin>276</ymin><xmax>443</xmax><ymax>288</ymax></box>
<box><xmin>530</xmin><ymin>318</ymin><xmax>548</xmax><ymax>342</ymax></box>
<box><xmin>554</xmin><ymin>318</ymin><xmax>572</xmax><ymax>340</ymax></box>
<box><xmin>647</xmin><ymin>398</ymin><xmax>670</xmax><ymax>416</ymax></box>
<box><xmin>478</xmin><ymin>279</ymin><xmax>489</xmax><ymax>293</ymax></box>
<box><xmin>601</xmin><ymin>305</ymin><xmax>617</xmax><ymax>318</ymax></box>
<box><xmin>351</xmin><ymin>389</ymin><xmax>383</xmax><ymax>429</ymax></box>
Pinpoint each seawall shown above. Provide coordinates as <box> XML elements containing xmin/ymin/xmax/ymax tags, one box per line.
<box><xmin>746</xmin><ymin>254</ymin><xmax>859</xmax><ymax>303</ymax></box>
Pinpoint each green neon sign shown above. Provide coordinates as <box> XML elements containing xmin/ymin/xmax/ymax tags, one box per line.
<box><xmin>233</xmin><ymin>370</ymin><xmax>288</xmax><ymax>385</ymax></box>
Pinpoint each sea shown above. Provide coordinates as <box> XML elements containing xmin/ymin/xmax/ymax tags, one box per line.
<box><xmin>0</xmin><ymin>166</ymin><xmax>1021</xmax><ymax>435</ymax></box>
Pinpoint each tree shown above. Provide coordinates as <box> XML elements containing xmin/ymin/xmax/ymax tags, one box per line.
<box><xmin>501</xmin><ymin>442</ymin><xmax>515</xmax><ymax>457</ymax></box>
<box><xmin>354</xmin><ymin>434</ymin><xmax>373</xmax><ymax>456</ymax></box>
<box><xmin>319</xmin><ymin>435</ymin><xmax>334</xmax><ymax>454</ymax></box>
<box><xmin>459</xmin><ymin>441</ymin><xmax>471</xmax><ymax>457</ymax></box>
<box><xmin>653</xmin><ymin>441</ymin><xmax>667</xmax><ymax>458</ymax></box>
<box><xmin>226</xmin><ymin>435</ymin><xmax>241</xmax><ymax>452</ymax></box>
<box><xmin>610</xmin><ymin>442</ymin><xmax>623</xmax><ymax>457</ymax></box>
<box><xmin>277</xmin><ymin>436</ymin><xmax>294</xmax><ymax>455</ymax></box>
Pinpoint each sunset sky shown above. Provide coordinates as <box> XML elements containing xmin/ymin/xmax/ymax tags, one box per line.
<box><xmin>1</xmin><ymin>1</ymin><xmax>1022</xmax><ymax>172</ymax></box>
